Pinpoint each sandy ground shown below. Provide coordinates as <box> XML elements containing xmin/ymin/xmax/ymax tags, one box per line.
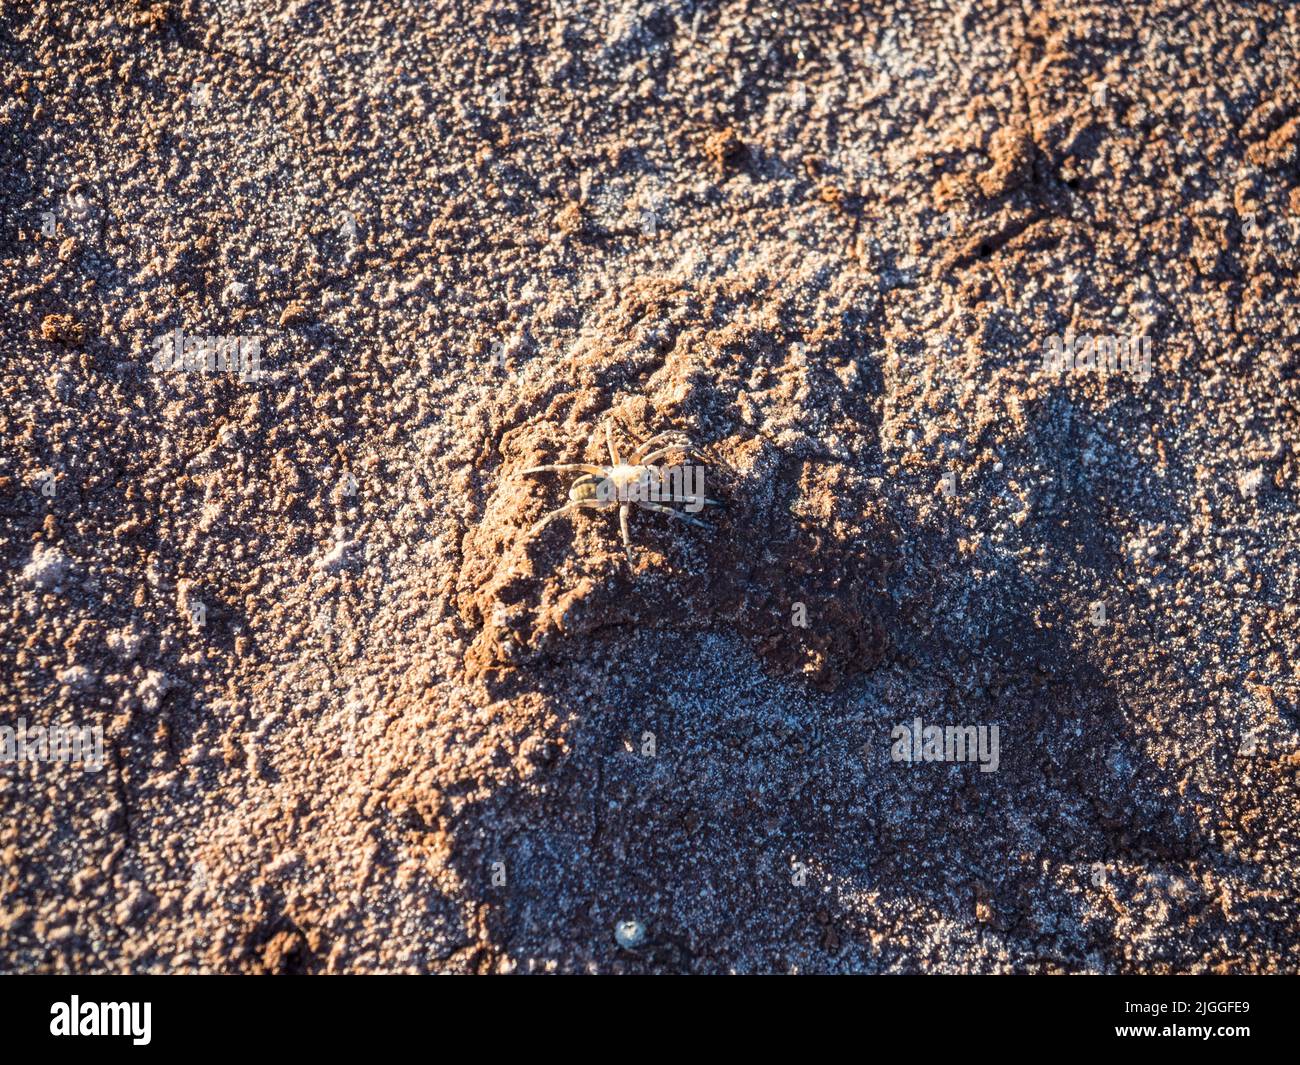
<box><xmin>2</xmin><ymin>0</ymin><xmax>1299</xmax><ymax>973</ymax></box>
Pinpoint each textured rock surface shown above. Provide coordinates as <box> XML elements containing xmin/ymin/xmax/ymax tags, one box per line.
<box><xmin>1</xmin><ymin>0</ymin><xmax>1298</xmax><ymax>973</ymax></box>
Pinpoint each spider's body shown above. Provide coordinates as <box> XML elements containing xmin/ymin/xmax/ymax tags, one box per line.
<box><xmin>575</xmin><ymin>466</ymin><xmax>643</xmax><ymax>500</ymax></box>
<box><xmin>521</xmin><ymin>423</ymin><xmax>721</xmax><ymax>567</ymax></box>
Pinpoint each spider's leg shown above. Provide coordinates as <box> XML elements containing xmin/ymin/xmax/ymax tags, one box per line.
<box><xmin>644</xmin><ymin>443</ymin><xmax>737</xmax><ymax>476</ymax></box>
<box><xmin>521</xmin><ymin>463</ymin><xmax>608</xmax><ymax>477</ymax></box>
<box><xmin>638</xmin><ymin>444</ymin><xmax>713</xmax><ymax>466</ymax></box>
<box><xmin>637</xmin><ymin>501</ymin><xmax>712</xmax><ymax>529</ymax></box>
<box><xmin>630</xmin><ymin>431</ymin><xmax>691</xmax><ymax>462</ymax></box>
<box><xmin>619</xmin><ymin>502</ymin><xmax>634</xmax><ymax>566</ymax></box>
<box><xmin>606</xmin><ymin>422</ymin><xmax>621</xmax><ymax>466</ymax></box>
<box><xmin>643</xmin><ymin>464</ymin><xmax>719</xmax><ymax>510</ymax></box>
<box><xmin>527</xmin><ymin>499</ymin><xmax>605</xmax><ymax>537</ymax></box>
<box><xmin>655</xmin><ymin>494</ymin><xmax>725</xmax><ymax>506</ymax></box>
<box><xmin>616</xmin><ymin>417</ymin><xmax>648</xmax><ymax>446</ymax></box>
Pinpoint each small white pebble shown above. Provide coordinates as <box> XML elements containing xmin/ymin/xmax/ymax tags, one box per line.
<box><xmin>22</xmin><ymin>544</ymin><xmax>70</xmax><ymax>591</ymax></box>
<box><xmin>1237</xmin><ymin>468</ymin><xmax>1264</xmax><ymax>499</ymax></box>
<box><xmin>58</xmin><ymin>665</ymin><xmax>97</xmax><ymax>692</ymax></box>
<box><xmin>614</xmin><ymin>919</ymin><xmax>645</xmax><ymax>949</ymax></box>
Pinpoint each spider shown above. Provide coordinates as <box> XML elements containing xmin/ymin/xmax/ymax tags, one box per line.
<box><xmin>520</xmin><ymin>422</ymin><xmax>722</xmax><ymax>567</ymax></box>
